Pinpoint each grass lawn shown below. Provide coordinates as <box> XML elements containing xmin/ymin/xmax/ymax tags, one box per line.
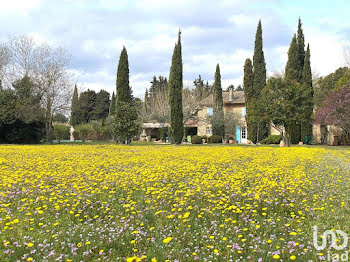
<box><xmin>0</xmin><ymin>144</ymin><xmax>349</xmax><ymax>261</ymax></box>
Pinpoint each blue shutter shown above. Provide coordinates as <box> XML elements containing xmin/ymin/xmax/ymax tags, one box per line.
<box><xmin>236</xmin><ymin>126</ymin><xmax>241</xmax><ymax>143</ymax></box>
<box><xmin>207</xmin><ymin>107</ymin><xmax>213</xmax><ymax>116</ymax></box>
<box><xmin>242</xmin><ymin>107</ymin><xmax>246</xmax><ymax>117</ymax></box>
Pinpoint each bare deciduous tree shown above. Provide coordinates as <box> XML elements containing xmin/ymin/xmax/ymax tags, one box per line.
<box><xmin>0</xmin><ymin>35</ymin><xmax>74</xmax><ymax>142</ymax></box>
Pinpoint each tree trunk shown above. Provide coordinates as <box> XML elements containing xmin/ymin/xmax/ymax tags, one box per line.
<box><xmin>256</xmin><ymin>122</ymin><xmax>260</xmax><ymax>145</ymax></box>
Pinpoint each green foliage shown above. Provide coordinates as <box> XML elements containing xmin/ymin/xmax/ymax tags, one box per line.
<box><xmin>168</xmin><ymin>31</ymin><xmax>184</xmax><ymax>144</ymax></box>
<box><xmin>208</xmin><ymin>135</ymin><xmax>222</xmax><ymax>144</ymax></box>
<box><xmin>301</xmin><ymin>44</ymin><xmax>314</xmax><ymax>139</ymax></box>
<box><xmin>112</xmin><ymin>101</ymin><xmax>141</xmax><ymax>144</ymax></box>
<box><xmin>314</xmin><ymin>67</ymin><xmax>348</xmax><ymax>107</ymax></box>
<box><xmin>253</xmin><ymin>20</ymin><xmax>266</xmax><ymax>95</ymax></box>
<box><xmin>249</xmin><ymin>21</ymin><xmax>269</xmax><ymax>143</ymax></box>
<box><xmin>116</xmin><ymin>47</ymin><xmax>132</xmax><ymax>106</ymax></box>
<box><xmin>70</xmin><ymin>85</ymin><xmax>81</xmax><ymax>126</ymax></box>
<box><xmin>74</xmin><ymin>124</ymin><xmax>92</xmax><ymax>141</ymax></box>
<box><xmin>297</xmin><ymin>18</ymin><xmax>305</xmax><ymax>82</ymax></box>
<box><xmin>285</xmin><ymin>35</ymin><xmax>301</xmax><ymax>82</ymax></box>
<box><xmin>79</xmin><ymin>89</ymin><xmax>96</xmax><ymax>123</ymax></box>
<box><xmin>191</xmin><ymin>135</ymin><xmax>202</xmax><ymax>144</ymax></box>
<box><xmin>260</xmin><ymin>135</ymin><xmax>282</xmax><ymax>144</ymax></box>
<box><xmin>94</xmin><ymin>90</ymin><xmax>110</xmax><ymax>120</ymax></box>
<box><xmin>52</xmin><ymin>124</ymin><xmax>70</xmax><ymax>141</ymax></box>
<box><xmin>193</xmin><ymin>75</ymin><xmax>211</xmax><ymax>101</ymax></box>
<box><xmin>224</xmin><ymin>112</ymin><xmax>241</xmax><ymax>139</ymax></box>
<box><xmin>0</xmin><ymin>76</ymin><xmax>45</xmax><ymax>144</ymax></box>
<box><xmin>260</xmin><ymin>77</ymin><xmax>304</xmax><ymax>146</ymax></box>
<box><xmin>212</xmin><ymin>64</ymin><xmax>224</xmax><ymax>137</ymax></box>
<box><xmin>335</xmin><ymin>70</ymin><xmax>350</xmax><ymax>90</ymax></box>
<box><xmin>243</xmin><ymin>58</ymin><xmax>254</xmax><ymax>102</ymax></box>
<box><xmin>53</xmin><ymin>113</ymin><xmax>68</xmax><ymax>123</ymax></box>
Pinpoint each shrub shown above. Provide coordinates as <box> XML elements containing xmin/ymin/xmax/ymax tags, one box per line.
<box><xmin>208</xmin><ymin>135</ymin><xmax>222</xmax><ymax>144</ymax></box>
<box><xmin>260</xmin><ymin>135</ymin><xmax>282</xmax><ymax>144</ymax></box>
<box><xmin>228</xmin><ymin>136</ymin><xmax>234</xmax><ymax>140</ymax></box>
<box><xmin>52</xmin><ymin>124</ymin><xmax>70</xmax><ymax>141</ymax></box>
<box><xmin>191</xmin><ymin>135</ymin><xmax>202</xmax><ymax>144</ymax></box>
<box><xmin>74</xmin><ymin>124</ymin><xmax>92</xmax><ymax>141</ymax></box>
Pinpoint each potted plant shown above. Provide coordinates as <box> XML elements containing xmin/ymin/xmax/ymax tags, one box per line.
<box><xmin>228</xmin><ymin>137</ymin><xmax>234</xmax><ymax>144</ymax></box>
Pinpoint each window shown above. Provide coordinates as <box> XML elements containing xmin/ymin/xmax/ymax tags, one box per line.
<box><xmin>242</xmin><ymin>107</ymin><xmax>246</xmax><ymax>117</ymax></box>
<box><xmin>241</xmin><ymin>126</ymin><xmax>247</xmax><ymax>139</ymax></box>
<box><xmin>206</xmin><ymin>127</ymin><xmax>212</xmax><ymax>135</ymax></box>
<box><xmin>207</xmin><ymin>107</ymin><xmax>213</xmax><ymax>116</ymax></box>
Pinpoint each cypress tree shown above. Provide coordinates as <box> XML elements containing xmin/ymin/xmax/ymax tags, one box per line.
<box><xmin>297</xmin><ymin>18</ymin><xmax>305</xmax><ymax>82</ymax></box>
<box><xmin>116</xmin><ymin>46</ymin><xmax>132</xmax><ymax>107</ymax></box>
<box><xmin>250</xmin><ymin>20</ymin><xmax>268</xmax><ymax>143</ymax></box>
<box><xmin>285</xmin><ymin>35</ymin><xmax>300</xmax><ymax>82</ymax></box>
<box><xmin>168</xmin><ymin>30</ymin><xmax>184</xmax><ymax>144</ymax></box>
<box><xmin>109</xmin><ymin>92</ymin><xmax>116</xmax><ymax>117</ymax></box>
<box><xmin>212</xmin><ymin>64</ymin><xmax>224</xmax><ymax>138</ymax></box>
<box><xmin>253</xmin><ymin>20</ymin><xmax>266</xmax><ymax>96</ymax></box>
<box><xmin>243</xmin><ymin>58</ymin><xmax>254</xmax><ymax>141</ymax></box>
<box><xmin>70</xmin><ymin>85</ymin><xmax>81</xmax><ymax>126</ymax></box>
<box><xmin>243</xmin><ymin>59</ymin><xmax>254</xmax><ymax>105</ymax></box>
<box><xmin>301</xmin><ymin>44</ymin><xmax>313</xmax><ymax>140</ymax></box>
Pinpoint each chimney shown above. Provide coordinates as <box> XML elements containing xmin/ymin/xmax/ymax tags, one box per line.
<box><xmin>229</xmin><ymin>86</ymin><xmax>234</xmax><ymax>101</ymax></box>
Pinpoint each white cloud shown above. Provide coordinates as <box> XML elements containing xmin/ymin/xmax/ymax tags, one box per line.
<box><xmin>304</xmin><ymin>25</ymin><xmax>347</xmax><ymax>76</ymax></box>
<box><xmin>0</xmin><ymin>0</ymin><xmax>44</xmax><ymax>14</ymax></box>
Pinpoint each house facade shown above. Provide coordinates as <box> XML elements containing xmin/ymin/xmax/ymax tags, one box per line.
<box><xmin>197</xmin><ymin>89</ymin><xmax>248</xmax><ymax>143</ymax></box>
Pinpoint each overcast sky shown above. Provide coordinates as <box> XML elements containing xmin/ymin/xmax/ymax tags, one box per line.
<box><xmin>1</xmin><ymin>0</ymin><xmax>349</xmax><ymax>98</ymax></box>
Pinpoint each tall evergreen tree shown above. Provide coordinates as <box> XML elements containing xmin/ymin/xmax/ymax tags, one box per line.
<box><xmin>243</xmin><ymin>59</ymin><xmax>254</xmax><ymax>105</ymax></box>
<box><xmin>250</xmin><ymin>20</ymin><xmax>268</xmax><ymax>143</ymax></box>
<box><xmin>285</xmin><ymin>34</ymin><xmax>302</xmax><ymax>143</ymax></box>
<box><xmin>79</xmin><ymin>89</ymin><xmax>96</xmax><ymax>123</ymax></box>
<box><xmin>297</xmin><ymin>18</ymin><xmax>305</xmax><ymax>82</ymax></box>
<box><xmin>301</xmin><ymin>44</ymin><xmax>313</xmax><ymax>140</ymax></box>
<box><xmin>70</xmin><ymin>85</ymin><xmax>81</xmax><ymax>126</ymax></box>
<box><xmin>116</xmin><ymin>47</ymin><xmax>132</xmax><ymax>107</ymax></box>
<box><xmin>114</xmin><ymin>46</ymin><xmax>139</xmax><ymax>144</ymax></box>
<box><xmin>93</xmin><ymin>90</ymin><xmax>110</xmax><ymax>120</ymax></box>
<box><xmin>253</xmin><ymin>20</ymin><xmax>266</xmax><ymax>96</ymax></box>
<box><xmin>243</xmin><ymin>58</ymin><xmax>254</xmax><ymax>141</ymax></box>
<box><xmin>109</xmin><ymin>92</ymin><xmax>116</xmax><ymax>117</ymax></box>
<box><xmin>285</xmin><ymin>35</ymin><xmax>300</xmax><ymax>82</ymax></box>
<box><xmin>212</xmin><ymin>64</ymin><xmax>224</xmax><ymax>138</ymax></box>
<box><xmin>168</xmin><ymin>30</ymin><xmax>184</xmax><ymax>144</ymax></box>
<box><xmin>143</xmin><ymin>89</ymin><xmax>149</xmax><ymax>114</ymax></box>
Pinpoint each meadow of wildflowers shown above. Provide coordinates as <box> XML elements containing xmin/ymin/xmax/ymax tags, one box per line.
<box><xmin>0</xmin><ymin>145</ymin><xmax>350</xmax><ymax>261</ymax></box>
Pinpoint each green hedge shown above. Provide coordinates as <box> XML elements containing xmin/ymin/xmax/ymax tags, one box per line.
<box><xmin>260</xmin><ymin>135</ymin><xmax>282</xmax><ymax>144</ymax></box>
<box><xmin>52</xmin><ymin>124</ymin><xmax>70</xmax><ymax>141</ymax></box>
<box><xmin>191</xmin><ymin>135</ymin><xmax>202</xmax><ymax>144</ymax></box>
<box><xmin>208</xmin><ymin>135</ymin><xmax>222</xmax><ymax>144</ymax></box>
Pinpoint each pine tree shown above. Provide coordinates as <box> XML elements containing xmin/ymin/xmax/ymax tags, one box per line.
<box><xmin>297</xmin><ymin>18</ymin><xmax>305</xmax><ymax>82</ymax></box>
<box><xmin>70</xmin><ymin>85</ymin><xmax>81</xmax><ymax>126</ymax></box>
<box><xmin>116</xmin><ymin>47</ymin><xmax>132</xmax><ymax>107</ymax></box>
<box><xmin>168</xmin><ymin>30</ymin><xmax>184</xmax><ymax>144</ymax></box>
<box><xmin>109</xmin><ymin>92</ymin><xmax>116</xmax><ymax>117</ymax></box>
<box><xmin>212</xmin><ymin>64</ymin><xmax>224</xmax><ymax>138</ymax></box>
<box><xmin>301</xmin><ymin>44</ymin><xmax>313</xmax><ymax>140</ymax></box>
